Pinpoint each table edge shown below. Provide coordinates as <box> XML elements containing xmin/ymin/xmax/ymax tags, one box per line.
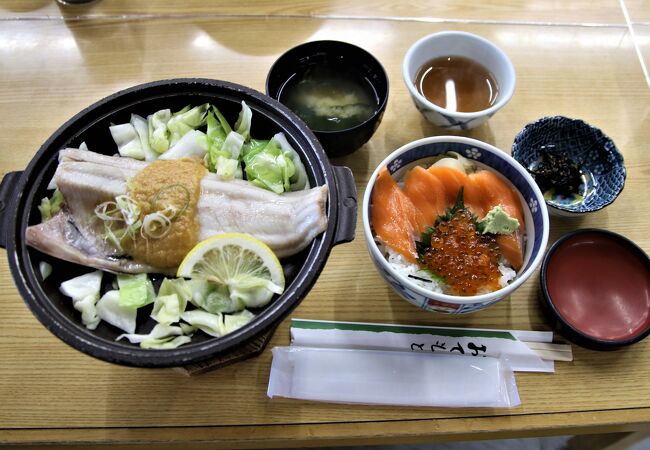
<box><xmin>2</xmin><ymin>408</ymin><xmax>650</xmax><ymax>448</ymax></box>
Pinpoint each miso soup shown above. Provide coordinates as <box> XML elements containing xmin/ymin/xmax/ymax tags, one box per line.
<box><xmin>279</xmin><ymin>64</ymin><xmax>378</xmax><ymax>132</ymax></box>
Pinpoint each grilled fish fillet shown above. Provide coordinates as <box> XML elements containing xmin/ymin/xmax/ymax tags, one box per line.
<box><xmin>25</xmin><ymin>149</ymin><xmax>328</xmax><ymax>274</ymax></box>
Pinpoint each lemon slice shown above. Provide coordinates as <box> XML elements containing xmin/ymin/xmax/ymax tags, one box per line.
<box><xmin>177</xmin><ymin>233</ymin><xmax>285</xmax><ymax>307</ymax></box>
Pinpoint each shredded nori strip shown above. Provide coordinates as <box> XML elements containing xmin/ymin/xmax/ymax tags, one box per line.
<box><xmin>407</xmin><ymin>274</ymin><xmax>433</xmax><ymax>283</ymax></box>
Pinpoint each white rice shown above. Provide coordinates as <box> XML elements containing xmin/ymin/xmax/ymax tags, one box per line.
<box><xmin>381</xmin><ymin>244</ymin><xmax>517</xmax><ymax>296</ymax></box>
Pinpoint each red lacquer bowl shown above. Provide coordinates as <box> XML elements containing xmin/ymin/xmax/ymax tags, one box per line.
<box><xmin>540</xmin><ymin>229</ymin><xmax>650</xmax><ymax>349</ymax></box>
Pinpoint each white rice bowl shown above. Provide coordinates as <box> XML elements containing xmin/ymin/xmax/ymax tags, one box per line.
<box><xmin>362</xmin><ymin>136</ymin><xmax>550</xmax><ymax>314</ymax></box>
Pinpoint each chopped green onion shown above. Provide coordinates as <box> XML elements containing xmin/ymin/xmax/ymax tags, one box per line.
<box><xmin>94</xmin><ymin>195</ymin><xmax>143</xmax><ymax>250</ymax></box>
<box><xmin>115</xmin><ymin>195</ymin><xmax>141</xmax><ymax>226</ymax></box>
<box><xmin>151</xmin><ymin>184</ymin><xmax>191</xmax><ymax>219</ymax></box>
<box><xmin>142</xmin><ymin>212</ymin><xmax>172</xmax><ymax>239</ymax></box>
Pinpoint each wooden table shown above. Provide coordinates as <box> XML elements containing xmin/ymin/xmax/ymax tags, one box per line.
<box><xmin>1</xmin><ymin>1</ymin><xmax>649</xmax><ymax>448</ymax></box>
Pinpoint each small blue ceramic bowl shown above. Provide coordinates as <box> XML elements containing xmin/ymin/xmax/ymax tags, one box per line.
<box><xmin>362</xmin><ymin>136</ymin><xmax>549</xmax><ymax>314</ymax></box>
<box><xmin>511</xmin><ymin>116</ymin><xmax>626</xmax><ymax>217</ymax></box>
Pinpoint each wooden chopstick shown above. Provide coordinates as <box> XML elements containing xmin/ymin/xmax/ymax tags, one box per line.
<box><xmin>522</xmin><ymin>341</ymin><xmax>573</xmax><ymax>362</ymax></box>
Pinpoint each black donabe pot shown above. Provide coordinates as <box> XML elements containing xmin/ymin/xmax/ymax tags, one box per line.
<box><xmin>0</xmin><ymin>79</ymin><xmax>357</xmax><ymax>368</ymax></box>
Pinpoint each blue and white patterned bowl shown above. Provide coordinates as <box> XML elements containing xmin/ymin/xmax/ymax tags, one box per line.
<box><xmin>402</xmin><ymin>31</ymin><xmax>516</xmax><ymax>130</ymax></box>
<box><xmin>362</xmin><ymin>136</ymin><xmax>550</xmax><ymax>314</ymax></box>
<box><xmin>511</xmin><ymin>116</ymin><xmax>626</xmax><ymax>217</ymax></box>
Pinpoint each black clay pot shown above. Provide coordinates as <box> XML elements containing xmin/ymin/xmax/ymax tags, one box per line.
<box><xmin>266</xmin><ymin>40</ymin><xmax>389</xmax><ymax>158</ymax></box>
<box><xmin>0</xmin><ymin>78</ymin><xmax>357</xmax><ymax>368</ymax></box>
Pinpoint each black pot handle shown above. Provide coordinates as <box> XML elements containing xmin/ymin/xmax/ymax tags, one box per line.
<box><xmin>331</xmin><ymin>165</ymin><xmax>357</xmax><ymax>246</ymax></box>
<box><xmin>0</xmin><ymin>171</ymin><xmax>22</xmax><ymax>250</ymax></box>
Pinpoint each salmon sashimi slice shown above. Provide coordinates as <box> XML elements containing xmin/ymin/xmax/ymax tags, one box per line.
<box><xmin>459</xmin><ymin>175</ymin><xmax>485</xmax><ymax>218</ymax></box>
<box><xmin>496</xmin><ymin>233</ymin><xmax>524</xmax><ymax>272</ymax></box>
<box><xmin>402</xmin><ymin>166</ymin><xmax>447</xmax><ymax>226</ymax></box>
<box><xmin>426</xmin><ymin>165</ymin><xmax>485</xmax><ymax>217</ymax></box>
<box><xmin>468</xmin><ymin>170</ymin><xmax>525</xmax><ymax>270</ymax></box>
<box><xmin>468</xmin><ymin>170</ymin><xmax>524</xmax><ymax>225</ymax></box>
<box><xmin>371</xmin><ymin>168</ymin><xmax>426</xmax><ymax>262</ymax></box>
<box><xmin>427</xmin><ymin>166</ymin><xmax>469</xmax><ymax>204</ymax></box>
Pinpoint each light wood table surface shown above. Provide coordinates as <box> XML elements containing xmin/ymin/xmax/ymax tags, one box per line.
<box><xmin>1</xmin><ymin>1</ymin><xmax>649</xmax><ymax>448</ymax></box>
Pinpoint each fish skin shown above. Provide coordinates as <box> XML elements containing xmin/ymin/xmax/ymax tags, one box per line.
<box><xmin>26</xmin><ymin>149</ymin><xmax>328</xmax><ymax>273</ymax></box>
<box><xmin>197</xmin><ymin>177</ymin><xmax>328</xmax><ymax>258</ymax></box>
<box><xmin>25</xmin><ymin>212</ymin><xmax>168</xmax><ymax>274</ymax></box>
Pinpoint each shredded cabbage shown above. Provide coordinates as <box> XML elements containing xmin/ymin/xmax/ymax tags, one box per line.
<box><xmin>273</xmin><ymin>132</ymin><xmax>309</xmax><ymax>191</ymax></box>
<box><xmin>60</xmin><ymin>270</ymin><xmax>103</xmax><ymax>300</ymax></box>
<box><xmin>180</xmin><ymin>310</ymin><xmax>225</xmax><ymax>337</ymax></box>
<box><xmin>212</xmin><ymin>105</ymin><xmax>232</xmax><ymax>134</ymax></box>
<box><xmin>148</xmin><ymin>109</ymin><xmax>172</xmax><ymax>154</ymax></box>
<box><xmin>228</xmin><ymin>275</ymin><xmax>283</xmax><ymax>309</ymax></box>
<box><xmin>180</xmin><ymin>309</ymin><xmax>254</xmax><ymax>338</ymax></box>
<box><xmin>96</xmin><ymin>290</ymin><xmax>137</xmax><ymax>334</ymax></box>
<box><xmin>205</xmin><ymin>108</ymin><xmax>244</xmax><ymax>180</ymax></box>
<box><xmin>117</xmin><ymin>323</ymin><xmax>183</xmax><ymax>343</ymax></box>
<box><xmin>141</xmin><ymin>335</ymin><xmax>192</xmax><ymax>349</ymax></box>
<box><xmin>217</xmin><ymin>131</ymin><xmax>245</xmax><ymax>179</ymax></box>
<box><xmin>187</xmin><ymin>279</ymin><xmax>244</xmax><ymax>313</ymax></box>
<box><xmin>243</xmin><ymin>136</ymin><xmax>295</xmax><ymax>194</ymax></box>
<box><xmin>159</xmin><ymin>277</ymin><xmax>192</xmax><ymax>303</ymax></box>
<box><xmin>39</xmin><ymin>261</ymin><xmax>52</xmax><ymax>280</ymax></box>
<box><xmin>110</xmin><ymin>103</ymin><xmax>309</xmax><ymax>193</ymax></box>
<box><xmin>151</xmin><ymin>279</ymin><xmax>191</xmax><ymax>325</ymax></box>
<box><xmin>117</xmin><ymin>323</ymin><xmax>192</xmax><ymax>349</ymax></box>
<box><xmin>223</xmin><ymin>309</ymin><xmax>255</xmax><ymax>334</ymax></box>
<box><xmin>117</xmin><ymin>273</ymin><xmax>155</xmax><ymax>309</ymax></box>
<box><xmin>180</xmin><ymin>322</ymin><xmax>196</xmax><ymax>335</ymax></box>
<box><xmin>75</xmin><ymin>296</ymin><xmax>102</xmax><ymax>330</ymax></box>
<box><xmin>167</xmin><ymin>103</ymin><xmax>209</xmax><ymax>148</ymax></box>
<box><xmin>242</xmin><ymin>138</ymin><xmax>268</xmax><ymax>158</ymax></box>
<box><xmin>59</xmin><ymin>270</ymin><xmax>103</xmax><ymax>330</ymax></box>
<box><xmin>159</xmin><ymin>129</ymin><xmax>208</xmax><ymax>160</ymax></box>
<box><xmin>234</xmin><ymin>100</ymin><xmax>252</xmax><ymax>141</ymax></box>
<box><xmin>130</xmin><ymin>114</ymin><xmax>158</xmax><ymax>161</ymax></box>
<box><xmin>151</xmin><ymin>293</ymin><xmax>186</xmax><ymax>325</ymax></box>
<box><xmin>150</xmin><ymin>279</ymin><xmax>190</xmax><ymax>329</ymax></box>
<box><xmin>109</xmin><ymin>123</ymin><xmax>145</xmax><ymax>160</ymax></box>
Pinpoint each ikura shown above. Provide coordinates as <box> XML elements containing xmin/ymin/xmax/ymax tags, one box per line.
<box><xmin>420</xmin><ymin>209</ymin><xmax>502</xmax><ymax>296</ymax></box>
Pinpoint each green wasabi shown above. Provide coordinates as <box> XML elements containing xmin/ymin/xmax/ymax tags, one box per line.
<box><xmin>478</xmin><ymin>205</ymin><xmax>519</xmax><ymax>235</ymax></box>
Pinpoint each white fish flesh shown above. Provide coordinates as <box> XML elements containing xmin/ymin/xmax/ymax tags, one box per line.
<box><xmin>25</xmin><ymin>149</ymin><xmax>328</xmax><ymax>274</ymax></box>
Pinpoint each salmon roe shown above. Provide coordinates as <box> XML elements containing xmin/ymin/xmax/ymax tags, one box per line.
<box><xmin>420</xmin><ymin>209</ymin><xmax>502</xmax><ymax>296</ymax></box>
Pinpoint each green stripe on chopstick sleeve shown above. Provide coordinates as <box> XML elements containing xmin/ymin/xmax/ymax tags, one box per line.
<box><xmin>291</xmin><ymin>319</ymin><xmax>517</xmax><ymax>340</ymax></box>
